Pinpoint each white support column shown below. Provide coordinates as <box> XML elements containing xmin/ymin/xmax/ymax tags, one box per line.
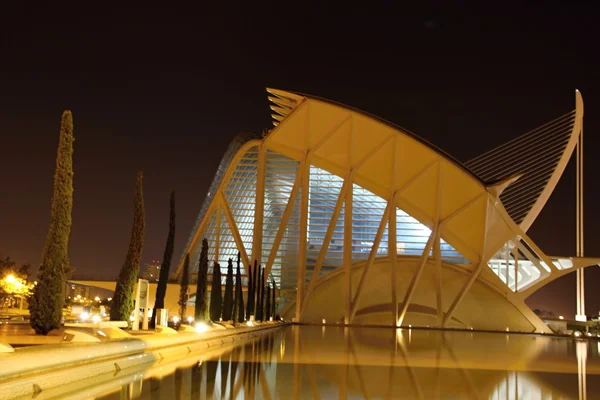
<box><xmin>576</xmin><ymin>128</ymin><xmax>586</xmax><ymax>321</ymax></box>
<box><xmin>344</xmin><ymin>175</ymin><xmax>353</xmax><ymax>324</ymax></box>
<box><xmin>389</xmin><ymin>193</ymin><xmax>398</xmax><ymax>326</ymax></box>
<box><xmin>215</xmin><ymin>203</ymin><xmax>221</xmax><ymax>264</ymax></box>
<box><xmin>397</xmin><ymin>227</ymin><xmax>437</xmax><ymax>326</ymax></box>
<box><xmin>219</xmin><ymin>191</ymin><xmax>251</xmax><ymax>268</ymax></box>
<box><xmin>296</xmin><ymin>157</ymin><xmax>310</xmax><ymax>321</ymax></box>
<box><xmin>434</xmin><ymin>228</ymin><xmax>442</xmax><ymax>326</ymax></box>
<box><xmin>434</xmin><ymin>163</ymin><xmax>443</xmax><ymax>326</ymax></box>
<box><xmin>252</xmin><ymin>145</ymin><xmax>266</xmax><ymax>264</ymax></box>
<box><xmin>442</xmin><ymin>260</ymin><xmax>485</xmax><ymax>327</ymax></box>
<box><xmin>350</xmin><ymin>201</ymin><xmax>392</xmax><ymax>322</ymax></box>
<box><xmin>301</xmin><ymin>180</ymin><xmax>348</xmax><ymax>318</ymax></box>
<box><xmin>264</xmin><ymin>167</ymin><xmax>303</xmax><ymax>278</ymax></box>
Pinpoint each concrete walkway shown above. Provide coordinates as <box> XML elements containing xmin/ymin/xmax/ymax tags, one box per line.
<box><xmin>0</xmin><ymin>324</ymin><xmax>64</xmax><ymax>346</ymax></box>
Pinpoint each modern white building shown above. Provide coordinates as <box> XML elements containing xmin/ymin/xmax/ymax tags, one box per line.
<box><xmin>176</xmin><ymin>89</ymin><xmax>598</xmax><ymax>332</ymax></box>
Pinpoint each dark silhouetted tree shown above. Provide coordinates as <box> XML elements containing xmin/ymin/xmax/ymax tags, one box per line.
<box><xmin>259</xmin><ymin>266</ymin><xmax>266</xmax><ymax>321</ymax></box>
<box><xmin>235</xmin><ymin>253</ymin><xmax>244</xmax><ymax>323</ymax></box>
<box><xmin>110</xmin><ymin>171</ymin><xmax>145</xmax><ymax>322</ymax></box>
<box><xmin>194</xmin><ymin>238</ymin><xmax>209</xmax><ymax>321</ymax></box>
<box><xmin>150</xmin><ymin>191</ymin><xmax>176</xmax><ymax>328</ymax></box>
<box><xmin>272</xmin><ymin>279</ymin><xmax>277</xmax><ymax>320</ymax></box>
<box><xmin>178</xmin><ymin>254</ymin><xmax>190</xmax><ymax>321</ymax></box>
<box><xmin>209</xmin><ymin>263</ymin><xmax>222</xmax><ymax>321</ymax></box>
<box><xmin>246</xmin><ymin>261</ymin><xmax>254</xmax><ymax>320</ymax></box>
<box><xmin>256</xmin><ymin>265</ymin><xmax>263</xmax><ymax>321</ymax></box>
<box><xmin>30</xmin><ymin>111</ymin><xmax>74</xmax><ymax>335</ymax></box>
<box><xmin>222</xmin><ymin>258</ymin><xmax>234</xmax><ymax>321</ymax></box>
<box><xmin>265</xmin><ymin>284</ymin><xmax>271</xmax><ymax>322</ymax></box>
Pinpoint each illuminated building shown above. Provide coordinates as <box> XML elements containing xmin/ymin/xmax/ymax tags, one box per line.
<box><xmin>176</xmin><ymin>89</ymin><xmax>598</xmax><ymax>332</ymax></box>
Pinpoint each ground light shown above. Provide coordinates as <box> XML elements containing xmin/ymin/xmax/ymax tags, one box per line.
<box><xmin>187</xmin><ymin>316</ymin><xmax>193</xmax><ymax>324</ymax></box>
<box><xmin>195</xmin><ymin>322</ymin><xmax>209</xmax><ymax>333</ymax></box>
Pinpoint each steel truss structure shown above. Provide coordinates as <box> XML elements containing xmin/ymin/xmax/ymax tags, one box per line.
<box><xmin>177</xmin><ymin>89</ymin><xmax>598</xmax><ymax>332</ymax></box>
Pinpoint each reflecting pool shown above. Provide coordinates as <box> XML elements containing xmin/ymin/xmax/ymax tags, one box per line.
<box><xmin>89</xmin><ymin>326</ymin><xmax>599</xmax><ymax>399</ymax></box>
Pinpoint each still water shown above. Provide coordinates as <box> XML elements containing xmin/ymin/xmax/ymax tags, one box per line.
<box><xmin>89</xmin><ymin>326</ymin><xmax>598</xmax><ymax>399</ymax></box>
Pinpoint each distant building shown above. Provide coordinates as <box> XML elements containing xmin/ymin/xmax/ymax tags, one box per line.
<box><xmin>142</xmin><ymin>260</ymin><xmax>161</xmax><ymax>282</ymax></box>
<box><xmin>66</xmin><ymin>283</ymin><xmax>91</xmax><ymax>300</ymax></box>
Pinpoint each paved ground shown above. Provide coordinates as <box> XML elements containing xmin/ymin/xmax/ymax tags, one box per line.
<box><xmin>0</xmin><ymin>324</ymin><xmax>64</xmax><ymax>346</ymax></box>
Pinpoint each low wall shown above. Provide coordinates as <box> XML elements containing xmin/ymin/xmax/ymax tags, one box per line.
<box><xmin>0</xmin><ymin>322</ymin><xmax>287</xmax><ymax>399</ymax></box>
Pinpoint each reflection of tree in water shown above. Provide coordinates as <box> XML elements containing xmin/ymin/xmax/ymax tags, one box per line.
<box><xmin>171</xmin><ymin>330</ymin><xmax>280</xmax><ymax>399</ymax></box>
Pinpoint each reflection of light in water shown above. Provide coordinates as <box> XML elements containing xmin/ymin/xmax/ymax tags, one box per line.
<box><xmin>280</xmin><ymin>337</ymin><xmax>285</xmax><ymax>359</ymax></box>
<box><xmin>577</xmin><ymin>340</ymin><xmax>588</xmax><ymax>400</ymax></box>
<box><xmin>489</xmin><ymin>372</ymin><xmax>550</xmax><ymax>399</ymax></box>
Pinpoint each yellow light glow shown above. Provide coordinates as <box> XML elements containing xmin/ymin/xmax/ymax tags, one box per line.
<box><xmin>172</xmin><ymin>316</ymin><xmax>180</xmax><ymax>324</ymax></box>
<box><xmin>92</xmin><ymin>315</ymin><xmax>101</xmax><ymax>323</ymax></box>
<box><xmin>80</xmin><ymin>312</ymin><xmax>89</xmax><ymax>321</ymax></box>
<box><xmin>107</xmin><ymin>297</ymin><xmax>112</xmax><ymax>301</ymax></box>
<box><xmin>94</xmin><ymin>296</ymin><xmax>100</xmax><ymax>302</ymax></box>
<box><xmin>559</xmin><ymin>316</ymin><xmax>564</xmax><ymax>320</ymax></box>
<box><xmin>187</xmin><ymin>316</ymin><xmax>193</xmax><ymax>323</ymax></box>
<box><xmin>195</xmin><ymin>322</ymin><xmax>209</xmax><ymax>333</ymax></box>
<box><xmin>6</xmin><ymin>275</ymin><xmax>16</xmax><ymax>284</ymax></box>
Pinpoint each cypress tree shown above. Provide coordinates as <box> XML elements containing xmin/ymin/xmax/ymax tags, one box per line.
<box><xmin>259</xmin><ymin>266</ymin><xmax>266</xmax><ymax>321</ymax></box>
<box><xmin>235</xmin><ymin>254</ymin><xmax>244</xmax><ymax>323</ymax></box>
<box><xmin>246</xmin><ymin>261</ymin><xmax>254</xmax><ymax>320</ymax></box>
<box><xmin>110</xmin><ymin>171</ymin><xmax>145</xmax><ymax>322</ymax></box>
<box><xmin>178</xmin><ymin>254</ymin><xmax>190</xmax><ymax>321</ymax></box>
<box><xmin>150</xmin><ymin>191</ymin><xmax>176</xmax><ymax>328</ymax></box>
<box><xmin>256</xmin><ymin>265</ymin><xmax>263</xmax><ymax>321</ymax></box>
<box><xmin>272</xmin><ymin>279</ymin><xmax>277</xmax><ymax>320</ymax></box>
<box><xmin>194</xmin><ymin>238</ymin><xmax>209</xmax><ymax>321</ymax></box>
<box><xmin>265</xmin><ymin>284</ymin><xmax>271</xmax><ymax>322</ymax></box>
<box><xmin>209</xmin><ymin>263</ymin><xmax>222</xmax><ymax>321</ymax></box>
<box><xmin>222</xmin><ymin>258</ymin><xmax>234</xmax><ymax>321</ymax></box>
<box><xmin>29</xmin><ymin>110</ymin><xmax>74</xmax><ymax>335</ymax></box>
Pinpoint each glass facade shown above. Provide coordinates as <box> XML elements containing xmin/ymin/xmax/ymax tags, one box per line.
<box><xmin>190</xmin><ymin>146</ymin><xmax>469</xmax><ymax>291</ymax></box>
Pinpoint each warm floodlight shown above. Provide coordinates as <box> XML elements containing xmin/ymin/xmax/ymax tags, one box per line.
<box><xmin>195</xmin><ymin>322</ymin><xmax>209</xmax><ymax>333</ymax></box>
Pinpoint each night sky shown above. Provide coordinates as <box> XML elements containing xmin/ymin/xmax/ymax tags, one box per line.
<box><xmin>1</xmin><ymin>7</ymin><xmax>598</xmax><ymax>318</ymax></box>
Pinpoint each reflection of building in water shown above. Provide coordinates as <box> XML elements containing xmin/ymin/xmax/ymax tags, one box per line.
<box><xmin>88</xmin><ymin>326</ymin><xmax>596</xmax><ymax>399</ymax></box>
<box><xmin>176</xmin><ymin>89</ymin><xmax>599</xmax><ymax>333</ymax></box>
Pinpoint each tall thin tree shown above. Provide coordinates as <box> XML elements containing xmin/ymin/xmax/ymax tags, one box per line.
<box><xmin>265</xmin><ymin>284</ymin><xmax>271</xmax><ymax>322</ymax></box>
<box><xmin>178</xmin><ymin>254</ymin><xmax>190</xmax><ymax>322</ymax></box>
<box><xmin>150</xmin><ymin>191</ymin><xmax>176</xmax><ymax>328</ymax></box>
<box><xmin>246</xmin><ymin>261</ymin><xmax>254</xmax><ymax>320</ymax></box>
<box><xmin>259</xmin><ymin>266</ymin><xmax>266</xmax><ymax>321</ymax></box>
<box><xmin>272</xmin><ymin>279</ymin><xmax>277</xmax><ymax>320</ymax></box>
<box><xmin>256</xmin><ymin>265</ymin><xmax>263</xmax><ymax>321</ymax></box>
<box><xmin>235</xmin><ymin>253</ymin><xmax>245</xmax><ymax>323</ymax></box>
<box><xmin>209</xmin><ymin>263</ymin><xmax>222</xmax><ymax>321</ymax></box>
<box><xmin>30</xmin><ymin>110</ymin><xmax>74</xmax><ymax>335</ymax></box>
<box><xmin>222</xmin><ymin>258</ymin><xmax>234</xmax><ymax>321</ymax></box>
<box><xmin>110</xmin><ymin>172</ymin><xmax>145</xmax><ymax>322</ymax></box>
<box><xmin>194</xmin><ymin>238</ymin><xmax>209</xmax><ymax>321</ymax></box>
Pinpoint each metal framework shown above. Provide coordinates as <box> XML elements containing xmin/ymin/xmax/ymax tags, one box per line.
<box><xmin>176</xmin><ymin>88</ymin><xmax>598</xmax><ymax>332</ymax></box>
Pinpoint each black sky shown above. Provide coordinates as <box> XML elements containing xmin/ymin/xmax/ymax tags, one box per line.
<box><xmin>0</xmin><ymin>6</ymin><xmax>598</xmax><ymax>318</ymax></box>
